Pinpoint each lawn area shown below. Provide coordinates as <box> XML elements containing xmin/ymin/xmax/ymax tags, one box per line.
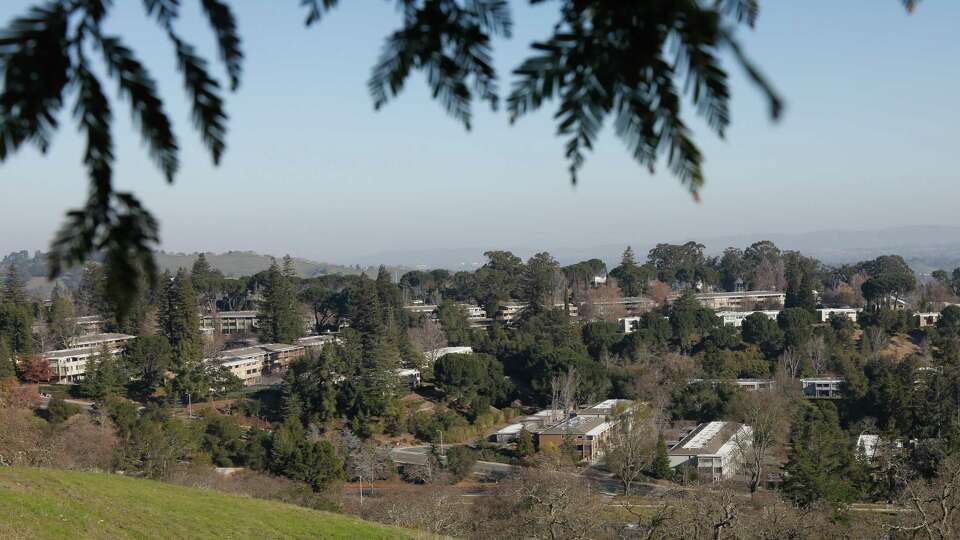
<box><xmin>0</xmin><ymin>467</ymin><xmax>424</xmax><ymax>540</ymax></box>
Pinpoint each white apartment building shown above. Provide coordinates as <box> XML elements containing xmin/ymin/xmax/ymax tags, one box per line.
<box><xmin>669</xmin><ymin>421</ymin><xmax>752</xmax><ymax>483</ymax></box>
<box><xmin>695</xmin><ymin>291</ymin><xmax>786</xmax><ymax>311</ymax></box>
<box><xmin>45</xmin><ymin>333</ymin><xmax>136</xmax><ymax>383</ymax></box>
<box><xmin>816</xmin><ymin>308</ymin><xmax>860</xmax><ymax>323</ymax></box>
<box><xmin>800</xmin><ymin>377</ymin><xmax>844</xmax><ymax>399</ymax></box>
<box><xmin>716</xmin><ymin>310</ymin><xmax>780</xmax><ymax>327</ymax></box>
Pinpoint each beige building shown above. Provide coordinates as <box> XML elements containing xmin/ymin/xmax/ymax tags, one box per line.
<box><xmin>210</xmin><ymin>342</ymin><xmax>306</xmax><ymax>386</ymax></box>
<box><xmin>44</xmin><ymin>333</ymin><xmax>136</xmax><ymax>383</ymax></box>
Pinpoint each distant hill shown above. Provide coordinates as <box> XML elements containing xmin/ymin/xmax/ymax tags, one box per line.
<box><xmin>154</xmin><ymin>251</ymin><xmax>411</xmax><ymax>279</ymax></box>
<box><xmin>0</xmin><ymin>467</ymin><xmax>415</xmax><ymax>540</ymax></box>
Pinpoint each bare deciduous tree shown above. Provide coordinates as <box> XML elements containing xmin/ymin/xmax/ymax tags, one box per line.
<box><xmin>801</xmin><ymin>335</ymin><xmax>826</xmax><ymax>376</ymax></box>
<box><xmin>550</xmin><ymin>366</ymin><xmax>579</xmax><ymax>422</ymax></box>
<box><xmin>778</xmin><ymin>347</ymin><xmax>802</xmax><ymax>379</ymax></box>
<box><xmin>407</xmin><ymin>318</ymin><xmax>447</xmax><ymax>368</ymax></box>
<box><xmin>605</xmin><ymin>403</ymin><xmax>657</xmax><ymax>494</ymax></box>
<box><xmin>578</xmin><ymin>282</ymin><xmax>627</xmax><ymax>322</ymax></box>
<box><xmin>891</xmin><ymin>455</ymin><xmax>960</xmax><ymax>540</ymax></box>
<box><xmin>732</xmin><ymin>391</ymin><xmax>791</xmax><ymax>494</ymax></box>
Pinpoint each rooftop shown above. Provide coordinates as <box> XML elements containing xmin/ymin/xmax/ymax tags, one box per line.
<box><xmin>202</xmin><ymin>310</ymin><xmax>258</xmax><ymax>318</ymax></box>
<box><xmin>696</xmin><ymin>290</ymin><xmax>783</xmax><ymax>299</ymax></box>
<box><xmin>670</xmin><ymin>421</ymin><xmax>744</xmax><ymax>456</ymax></box>
<box><xmin>540</xmin><ymin>415</ymin><xmax>611</xmax><ymax>436</ymax></box>
<box><xmin>69</xmin><ymin>333</ymin><xmax>135</xmax><ymax>347</ymax></box>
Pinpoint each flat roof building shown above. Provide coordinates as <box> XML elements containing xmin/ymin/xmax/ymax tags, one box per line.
<box><xmin>200</xmin><ymin>310</ymin><xmax>259</xmax><ymax>335</ymax></box>
<box><xmin>800</xmin><ymin>377</ymin><xmax>844</xmax><ymax>399</ymax></box>
<box><xmin>695</xmin><ymin>291</ymin><xmax>785</xmax><ymax>311</ymax></box>
<box><xmin>44</xmin><ymin>333</ymin><xmax>136</xmax><ymax>384</ymax></box>
<box><xmin>669</xmin><ymin>421</ymin><xmax>752</xmax><ymax>483</ymax></box>
<box><xmin>816</xmin><ymin>308</ymin><xmax>860</xmax><ymax>323</ymax></box>
<box><xmin>537</xmin><ymin>415</ymin><xmax>615</xmax><ymax>462</ymax></box>
<box><xmin>716</xmin><ymin>310</ymin><xmax>779</xmax><ymax>327</ymax></box>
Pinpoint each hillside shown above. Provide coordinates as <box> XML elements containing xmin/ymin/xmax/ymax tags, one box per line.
<box><xmin>154</xmin><ymin>251</ymin><xmax>411</xmax><ymax>279</ymax></box>
<box><xmin>0</xmin><ymin>467</ymin><xmax>419</xmax><ymax>540</ymax></box>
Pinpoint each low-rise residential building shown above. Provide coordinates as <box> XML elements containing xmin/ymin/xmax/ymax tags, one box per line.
<box><xmin>695</xmin><ymin>291</ymin><xmax>785</xmax><ymax>311</ymax></box>
<box><xmin>490</xmin><ymin>422</ymin><xmax>526</xmax><ymax>443</ymax></box>
<box><xmin>716</xmin><ymin>310</ymin><xmax>780</xmax><ymax>327</ymax></box>
<box><xmin>688</xmin><ymin>378</ymin><xmax>775</xmax><ymax>392</ymax></box>
<box><xmin>800</xmin><ymin>377</ymin><xmax>844</xmax><ymax>399</ymax></box>
<box><xmin>213</xmin><ymin>346</ymin><xmax>270</xmax><ymax>385</ymax></box>
<box><xmin>856</xmin><ymin>433</ymin><xmax>904</xmax><ymax>464</ymax></box>
<box><xmin>816</xmin><ymin>308</ymin><xmax>860</xmax><ymax>323</ymax></box>
<box><xmin>209</xmin><ymin>342</ymin><xmax>305</xmax><ymax>386</ymax></box>
<box><xmin>424</xmin><ymin>346</ymin><xmax>473</xmax><ymax>364</ymax></box>
<box><xmin>668</xmin><ymin>421</ymin><xmax>752</xmax><ymax>483</ymax></box>
<box><xmin>575</xmin><ymin>398</ymin><xmax>634</xmax><ymax>417</ymax></box>
<box><xmin>44</xmin><ymin>333</ymin><xmax>136</xmax><ymax>383</ymax></box>
<box><xmin>619</xmin><ymin>316</ymin><xmax>642</xmax><ymax>334</ymax></box>
<box><xmin>395</xmin><ymin>368</ymin><xmax>421</xmax><ymax>388</ymax></box>
<box><xmin>71</xmin><ymin>315</ymin><xmax>105</xmax><ymax>335</ymax></box>
<box><xmin>200</xmin><ymin>310</ymin><xmax>259</xmax><ymax>335</ymax></box>
<box><xmin>537</xmin><ymin>415</ymin><xmax>616</xmax><ymax>462</ymax></box>
<box><xmin>916</xmin><ymin>312</ymin><xmax>941</xmax><ymax>328</ymax></box>
<box><xmin>296</xmin><ymin>334</ymin><xmax>338</xmax><ymax>353</ymax></box>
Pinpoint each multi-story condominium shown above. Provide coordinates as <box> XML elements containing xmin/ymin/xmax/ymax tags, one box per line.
<box><xmin>44</xmin><ymin>333</ymin><xmax>136</xmax><ymax>383</ymax></box>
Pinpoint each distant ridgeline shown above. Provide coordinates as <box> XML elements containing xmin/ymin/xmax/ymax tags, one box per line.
<box><xmin>0</xmin><ymin>250</ymin><xmax>411</xmax><ymax>295</ymax></box>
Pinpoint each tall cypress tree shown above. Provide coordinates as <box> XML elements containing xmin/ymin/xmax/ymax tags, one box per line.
<box><xmin>159</xmin><ymin>270</ymin><xmax>202</xmax><ymax>366</ymax></box>
<box><xmin>258</xmin><ymin>257</ymin><xmax>303</xmax><ymax>344</ymax></box>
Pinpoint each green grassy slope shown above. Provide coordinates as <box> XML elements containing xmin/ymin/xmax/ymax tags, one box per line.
<box><xmin>0</xmin><ymin>468</ymin><xmax>417</xmax><ymax>540</ymax></box>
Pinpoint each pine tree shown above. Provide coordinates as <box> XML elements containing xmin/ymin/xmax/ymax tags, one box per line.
<box><xmin>0</xmin><ymin>339</ymin><xmax>15</xmax><ymax>379</ymax></box>
<box><xmin>78</xmin><ymin>346</ymin><xmax>128</xmax><ymax>399</ymax></box>
<box><xmin>258</xmin><ymin>257</ymin><xmax>303</xmax><ymax>344</ymax></box>
<box><xmin>159</xmin><ymin>270</ymin><xmax>203</xmax><ymax>367</ymax></box>
<box><xmin>47</xmin><ymin>284</ymin><xmax>77</xmax><ymax>349</ymax></box>
<box><xmin>783</xmin><ymin>402</ymin><xmax>861</xmax><ymax>506</ymax></box>
<box><xmin>2</xmin><ymin>265</ymin><xmax>26</xmax><ymax>307</ymax></box>
<box><xmin>649</xmin><ymin>434</ymin><xmax>672</xmax><ymax>479</ymax></box>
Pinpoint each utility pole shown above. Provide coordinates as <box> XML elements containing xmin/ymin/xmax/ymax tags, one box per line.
<box><xmin>359</xmin><ymin>473</ymin><xmax>363</xmax><ymax>505</ymax></box>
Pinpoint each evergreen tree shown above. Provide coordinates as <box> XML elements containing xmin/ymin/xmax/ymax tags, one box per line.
<box><xmin>0</xmin><ymin>339</ymin><xmax>15</xmax><ymax>378</ymax></box>
<box><xmin>783</xmin><ymin>402</ymin><xmax>861</xmax><ymax>506</ymax></box>
<box><xmin>785</xmin><ymin>252</ymin><xmax>817</xmax><ymax>312</ymax></box>
<box><xmin>516</xmin><ymin>428</ymin><xmax>535</xmax><ymax>457</ymax></box>
<box><xmin>47</xmin><ymin>284</ymin><xmax>77</xmax><ymax>349</ymax></box>
<box><xmin>2</xmin><ymin>265</ymin><xmax>26</xmax><ymax>307</ymax></box>
<box><xmin>78</xmin><ymin>346</ymin><xmax>128</xmax><ymax>399</ymax></box>
<box><xmin>258</xmin><ymin>257</ymin><xmax>303</xmax><ymax>344</ymax></box>
<box><xmin>159</xmin><ymin>270</ymin><xmax>202</xmax><ymax>367</ymax></box>
<box><xmin>648</xmin><ymin>434</ymin><xmax>672</xmax><ymax>479</ymax></box>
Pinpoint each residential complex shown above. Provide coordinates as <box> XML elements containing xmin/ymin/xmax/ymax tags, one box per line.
<box><xmin>693</xmin><ymin>291</ymin><xmax>786</xmax><ymax>311</ymax></box>
<box><xmin>44</xmin><ymin>333</ymin><xmax>136</xmax><ymax>383</ymax></box>
<box><xmin>490</xmin><ymin>399</ymin><xmax>634</xmax><ymax>462</ymax></box>
<box><xmin>200</xmin><ymin>310</ymin><xmax>259</xmax><ymax>335</ymax></box>
<box><xmin>210</xmin><ymin>342</ymin><xmax>306</xmax><ymax>386</ymax></box>
<box><xmin>716</xmin><ymin>310</ymin><xmax>779</xmax><ymax>327</ymax></box>
<box><xmin>668</xmin><ymin>421</ymin><xmax>752</xmax><ymax>483</ymax></box>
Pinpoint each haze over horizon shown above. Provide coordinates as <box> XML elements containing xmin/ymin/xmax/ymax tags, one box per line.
<box><xmin>2</xmin><ymin>1</ymin><xmax>958</xmax><ymax>262</ymax></box>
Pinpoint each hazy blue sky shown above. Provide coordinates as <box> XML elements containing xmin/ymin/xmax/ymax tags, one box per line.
<box><xmin>1</xmin><ymin>1</ymin><xmax>958</xmax><ymax>264</ymax></box>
